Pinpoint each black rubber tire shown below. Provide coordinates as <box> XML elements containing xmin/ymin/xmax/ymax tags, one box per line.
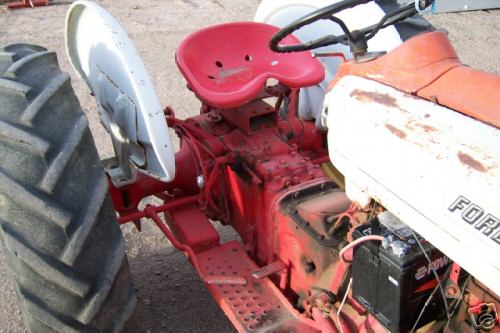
<box><xmin>0</xmin><ymin>44</ymin><xmax>136</xmax><ymax>332</ymax></box>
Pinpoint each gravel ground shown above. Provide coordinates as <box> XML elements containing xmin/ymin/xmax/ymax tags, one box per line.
<box><xmin>0</xmin><ymin>1</ymin><xmax>498</xmax><ymax>332</ymax></box>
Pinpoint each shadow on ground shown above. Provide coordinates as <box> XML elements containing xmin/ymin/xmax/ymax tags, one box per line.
<box><xmin>122</xmin><ymin>220</ymin><xmax>238</xmax><ymax>333</ymax></box>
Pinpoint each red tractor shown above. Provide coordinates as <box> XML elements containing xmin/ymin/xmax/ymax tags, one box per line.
<box><xmin>0</xmin><ymin>0</ymin><xmax>498</xmax><ymax>332</ymax></box>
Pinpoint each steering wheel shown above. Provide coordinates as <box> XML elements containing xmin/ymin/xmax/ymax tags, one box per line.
<box><xmin>269</xmin><ymin>0</ymin><xmax>433</xmax><ymax>55</ymax></box>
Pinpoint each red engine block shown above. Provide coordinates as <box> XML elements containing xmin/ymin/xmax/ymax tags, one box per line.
<box><xmin>109</xmin><ymin>81</ymin><xmax>386</xmax><ymax>331</ymax></box>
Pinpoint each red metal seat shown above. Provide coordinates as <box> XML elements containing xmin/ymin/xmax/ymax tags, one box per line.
<box><xmin>176</xmin><ymin>22</ymin><xmax>325</xmax><ymax>109</ymax></box>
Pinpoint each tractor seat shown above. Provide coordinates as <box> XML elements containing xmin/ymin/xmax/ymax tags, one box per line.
<box><xmin>176</xmin><ymin>22</ymin><xmax>325</xmax><ymax>109</ymax></box>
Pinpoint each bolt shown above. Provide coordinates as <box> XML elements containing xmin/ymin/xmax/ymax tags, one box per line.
<box><xmin>447</xmin><ymin>285</ymin><xmax>460</xmax><ymax>297</ymax></box>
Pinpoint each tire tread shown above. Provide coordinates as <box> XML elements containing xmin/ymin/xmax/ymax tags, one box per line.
<box><xmin>0</xmin><ymin>44</ymin><xmax>135</xmax><ymax>332</ymax></box>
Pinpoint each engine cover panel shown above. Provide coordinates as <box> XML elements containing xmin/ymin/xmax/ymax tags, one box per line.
<box><xmin>326</xmin><ymin>75</ymin><xmax>500</xmax><ymax>295</ymax></box>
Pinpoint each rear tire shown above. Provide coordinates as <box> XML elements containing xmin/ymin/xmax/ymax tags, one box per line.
<box><xmin>0</xmin><ymin>43</ymin><xmax>136</xmax><ymax>332</ymax></box>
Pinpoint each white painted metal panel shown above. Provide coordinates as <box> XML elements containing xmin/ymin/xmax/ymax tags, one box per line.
<box><xmin>65</xmin><ymin>1</ymin><xmax>175</xmax><ymax>182</ymax></box>
<box><xmin>326</xmin><ymin>75</ymin><xmax>500</xmax><ymax>295</ymax></box>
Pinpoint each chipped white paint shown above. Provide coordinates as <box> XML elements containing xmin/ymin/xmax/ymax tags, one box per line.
<box><xmin>326</xmin><ymin>75</ymin><xmax>500</xmax><ymax>295</ymax></box>
<box><xmin>65</xmin><ymin>1</ymin><xmax>175</xmax><ymax>182</ymax></box>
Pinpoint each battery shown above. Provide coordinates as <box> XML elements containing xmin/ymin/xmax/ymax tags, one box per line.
<box><xmin>352</xmin><ymin>212</ymin><xmax>450</xmax><ymax>332</ymax></box>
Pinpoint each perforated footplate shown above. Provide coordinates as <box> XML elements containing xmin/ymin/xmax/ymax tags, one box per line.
<box><xmin>197</xmin><ymin>241</ymin><xmax>317</xmax><ymax>333</ymax></box>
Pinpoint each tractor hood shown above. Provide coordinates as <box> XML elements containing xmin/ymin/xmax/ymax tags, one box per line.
<box><xmin>326</xmin><ymin>75</ymin><xmax>500</xmax><ymax>295</ymax></box>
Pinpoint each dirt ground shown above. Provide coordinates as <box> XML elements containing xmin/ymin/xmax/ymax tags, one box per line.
<box><xmin>0</xmin><ymin>1</ymin><xmax>498</xmax><ymax>332</ymax></box>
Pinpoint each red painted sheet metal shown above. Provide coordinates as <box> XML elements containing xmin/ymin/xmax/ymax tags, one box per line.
<box><xmin>330</xmin><ymin>32</ymin><xmax>461</xmax><ymax>93</ymax></box>
<box><xmin>330</xmin><ymin>31</ymin><xmax>500</xmax><ymax>128</ymax></box>
<box><xmin>168</xmin><ymin>202</ymin><xmax>220</xmax><ymax>253</ymax></box>
<box><xmin>417</xmin><ymin>66</ymin><xmax>500</xmax><ymax>128</ymax></box>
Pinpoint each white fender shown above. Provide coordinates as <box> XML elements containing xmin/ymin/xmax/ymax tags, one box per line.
<box><xmin>65</xmin><ymin>1</ymin><xmax>175</xmax><ymax>182</ymax></box>
<box><xmin>255</xmin><ymin>0</ymin><xmax>402</xmax><ymax>127</ymax></box>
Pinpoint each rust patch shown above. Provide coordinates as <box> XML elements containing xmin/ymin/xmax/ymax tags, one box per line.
<box><xmin>252</xmin><ymin>281</ymin><xmax>264</xmax><ymax>295</ymax></box>
<box><xmin>385</xmin><ymin>124</ymin><xmax>407</xmax><ymax>139</ymax></box>
<box><xmin>417</xmin><ymin>123</ymin><xmax>437</xmax><ymax>132</ymax></box>
<box><xmin>457</xmin><ymin>152</ymin><xmax>488</xmax><ymax>173</ymax></box>
<box><xmin>254</xmin><ymin>309</ymin><xmax>294</xmax><ymax>331</ymax></box>
<box><xmin>350</xmin><ymin>89</ymin><xmax>399</xmax><ymax>108</ymax></box>
<box><xmin>217</xmin><ymin>66</ymin><xmax>248</xmax><ymax>79</ymax></box>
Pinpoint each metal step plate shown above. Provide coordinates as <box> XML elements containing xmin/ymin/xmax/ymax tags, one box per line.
<box><xmin>198</xmin><ymin>241</ymin><xmax>317</xmax><ymax>332</ymax></box>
